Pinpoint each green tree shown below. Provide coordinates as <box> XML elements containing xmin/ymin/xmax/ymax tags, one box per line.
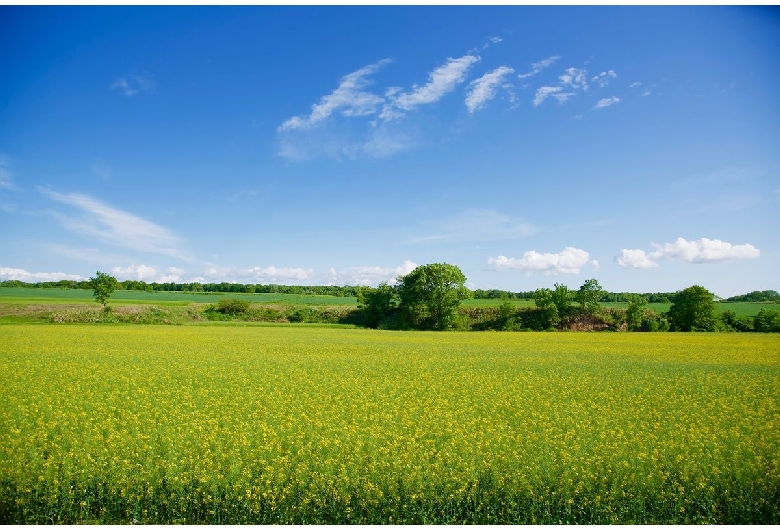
<box><xmin>396</xmin><ymin>263</ymin><xmax>472</xmax><ymax>330</ymax></box>
<box><xmin>357</xmin><ymin>283</ymin><xmax>398</xmax><ymax>329</ymax></box>
<box><xmin>90</xmin><ymin>271</ymin><xmax>118</xmax><ymax>308</ymax></box>
<box><xmin>576</xmin><ymin>278</ymin><xmax>603</xmax><ymax>315</ymax></box>
<box><xmin>533</xmin><ymin>287</ymin><xmax>560</xmax><ymax>329</ymax></box>
<box><xmin>551</xmin><ymin>283</ymin><xmax>572</xmax><ymax>321</ymax></box>
<box><xmin>667</xmin><ymin>285</ymin><xmax>717</xmax><ymax>332</ymax></box>
<box><xmin>754</xmin><ymin>309</ymin><xmax>780</xmax><ymax>333</ymax></box>
<box><xmin>625</xmin><ymin>294</ymin><xmax>647</xmax><ymax>331</ymax></box>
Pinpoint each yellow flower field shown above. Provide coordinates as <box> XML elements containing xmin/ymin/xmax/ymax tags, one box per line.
<box><xmin>1</xmin><ymin>325</ymin><xmax>778</xmax><ymax>523</ymax></box>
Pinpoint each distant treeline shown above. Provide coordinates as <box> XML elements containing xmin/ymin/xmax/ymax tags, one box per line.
<box><xmin>0</xmin><ymin>279</ymin><xmax>776</xmax><ymax>304</ymax></box>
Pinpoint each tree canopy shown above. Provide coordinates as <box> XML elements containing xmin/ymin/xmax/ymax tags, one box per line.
<box><xmin>396</xmin><ymin>263</ymin><xmax>471</xmax><ymax>330</ymax></box>
<box><xmin>90</xmin><ymin>271</ymin><xmax>118</xmax><ymax>308</ymax></box>
<box><xmin>668</xmin><ymin>285</ymin><xmax>717</xmax><ymax>332</ymax></box>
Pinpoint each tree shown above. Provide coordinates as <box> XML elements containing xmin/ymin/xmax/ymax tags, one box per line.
<box><xmin>357</xmin><ymin>283</ymin><xmax>398</xmax><ymax>329</ymax></box>
<box><xmin>576</xmin><ymin>278</ymin><xmax>603</xmax><ymax>315</ymax></box>
<box><xmin>625</xmin><ymin>294</ymin><xmax>647</xmax><ymax>331</ymax></box>
<box><xmin>396</xmin><ymin>263</ymin><xmax>471</xmax><ymax>330</ymax></box>
<box><xmin>667</xmin><ymin>285</ymin><xmax>717</xmax><ymax>332</ymax></box>
<box><xmin>90</xmin><ymin>271</ymin><xmax>118</xmax><ymax>309</ymax></box>
<box><xmin>551</xmin><ymin>283</ymin><xmax>572</xmax><ymax>321</ymax></box>
<box><xmin>533</xmin><ymin>287</ymin><xmax>560</xmax><ymax>329</ymax></box>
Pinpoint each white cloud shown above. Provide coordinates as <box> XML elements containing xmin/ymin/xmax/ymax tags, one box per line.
<box><xmin>0</xmin><ymin>267</ymin><xmax>84</xmax><ymax>282</ymax></box>
<box><xmin>591</xmin><ymin>70</ymin><xmax>617</xmax><ymax>88</ymax></box>
<box><xmin>111</xmin><ymin>264</ymin><xmax>161</xmax><ymax>282</ymax></box>
<box><xmin>111</xmin><ymin>74</ymin><xmax>156</xmax><ymax>96</ymax></box>
<box><xmin>559</xmin><ymin>67</ymin><xmax>588</xmax><ymax>91</ymax></box>
<box><xmin>594</xmin><ymin>96</ymin><xmax>620</xmax><ymax>109</ymax></box>
<box><xmin>279</xmin><ymin>59</ymin><xmax>391</xmax><ymax>131</ymax></box>
<box><xmin>488</xmin><ymin>247</ymin><xmax>595</xmax><ymax>275</ymax></box>
<box><xmin>324</xmin><ymin>260</ymin><xmax>418</xmax><ymax>286</ymax></box>
<box><xmin>649</xmin><ymin>237</ymin><xmax>760</xmax><ymax>264</ymax></box>
<box><xmin>641</xmin><ymin>90</ymin><xmax>651</xmax><ymax>97</ymax></box>
<box><xmin>615</xmin><ymin>249</ymin><xmax>659</xmax><ymax>269</ymax></box>
<box><xmin>517</xmin><ymin>55</ymin><xmax>560</xmax><ymax>79</ymax></box>
<box><xmin>40</xmin><ymin>189</ymin><xmax>189</xmax><ymax>260</ymax></box>
<box><xmin>387</xmin><ymin>54</ymin><xmax>480</xmax><ymax>115</ymax></box>
<box><xmin>533</xmin><ymin>86</ymin><xmax>563</xmax><ymax>107</ymax></box>
<box><xmin>465</xmin><ymin>66</ymin><xmax>514</xmax><ymax>113</ymax></box>
<box><xmin>630</xmin><ymin>81</ymin><xmax>642</xmax><ymax>88</ymax></box>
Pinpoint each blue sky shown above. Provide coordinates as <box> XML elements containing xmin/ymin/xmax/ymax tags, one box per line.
<box><xmin>1</xmin><ymin>6</ymin><xmax>778</xmax><ymax>297</ymax></box>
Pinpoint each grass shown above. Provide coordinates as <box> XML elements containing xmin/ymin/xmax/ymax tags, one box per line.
<box><xmin>1</xmin><ymin>326</ymin><xmax>778</xmax><ymax>524</ymax></box>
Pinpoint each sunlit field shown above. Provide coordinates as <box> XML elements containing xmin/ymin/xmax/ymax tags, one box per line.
<box><xmin>1</xmin><ymin>326</ymin><xmax>778</xmax><ymax>523</ymax></box>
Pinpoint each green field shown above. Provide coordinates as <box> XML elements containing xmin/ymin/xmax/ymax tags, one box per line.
<box><xmin>1</xmin><ymin>326</ymin><xmax>778</xmax><ymax>524</ymax></box>
<box><xmin>2</xmin><ymin>287</ymin><xmax>778</xmax><ymax>318</ymax></box>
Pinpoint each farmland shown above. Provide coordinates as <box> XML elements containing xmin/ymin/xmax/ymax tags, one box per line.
<box><xmin>1</xmin><ymin>325</ymin><xmax>778</xmax><ymax>524</ymax></box>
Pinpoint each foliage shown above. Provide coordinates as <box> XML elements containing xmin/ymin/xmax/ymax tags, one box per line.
<box><xmin>668</xmin><ymin>285</ymin><xmax>717</xmax><ymax>332</ymax></box>
<box><xmin>532</xmin><ymin>288</ymin><xmax>559</xmax><ymax>330</ymax></box>
<box><xmin>1</xmin><ymin>327</ymin><xmax>779</xmax><ymax>524</ymax></box>
<box><xmin>215</xmin><ymin>298</ymin><xmax>251</xmax><ymax>315</ymax></box>
<box><xmin>625</xmin><ymin>294</ymin><xmax>648</xmax><ymax>331</ymax></box>
<box><xmin>551</xmin><ymin>283</ymin><xmax>572</xmax><ymax>322</ymax></box>
<box><xmin>356</xmin><ymin>283</ymin><xmax>398</xmax><ymax>329</ymax></box>
<box><xmin>754</xmin><ymin>309</ymin><xmax>780</xmax><ymax>333</ymax></box>
<box><xmin>396</xmin><ymin>263</ymin><xmax>472</xmax><ymax>330</ymax></box>
<box><xmin>726</xmin><ymin>290</ymin><xmax>780</xmax><ymax>302</ymax></box>
<box><xmin>89</xmin><ymin>271</ymin><xmax>118</xmax><ymax>308</ymax></box>
<box><xmin>576</xmin><ymin>278</ymin><xmax>603</xmax><ymax>315</ymax></box>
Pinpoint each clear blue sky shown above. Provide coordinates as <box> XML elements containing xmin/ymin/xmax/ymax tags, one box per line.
<box><xmin>1</xmin><ymin>6</ymin><xmax>778</xmax><ymax>297</ymax></box>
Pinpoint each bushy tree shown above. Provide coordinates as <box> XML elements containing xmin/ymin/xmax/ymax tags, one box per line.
<box><xmin>357</xmin><ymin>283</ymin><xmax>398</xmax><ymax>329</ymax></box>
<box><xmin>90</xmin><ymin>271</ymin><xmax>118</xmax><ymax>308</ymax></box>
<box><xmin>396</xmin><ymin>263</ymin><xmax>471</xmax><ymax>330</ymax></box>
<box><xmin>754</xmin><ymin>309</ymin><xmax>780</xmax><ymax>333</ymax></box>
<box><xmin>667</xmin><ymin>285</ymin><xmax>717</xmax><ymax>332</ymax></box>
<box><xmin>533</xmin><ymin>287</ymin><xmax>560</xmax><ymax>329</ymax></box>
<box><xmin>625</xmin><ymin>294</ymin><xmax>647</xmax><ymax>331</ymax></box>
<box><xmin>551</xmin><ymin>283</ymin><xmax>572</xmax><ymax>320</ymax></box>
<box><xmin>576</xmin><ymin>278</ymin><xmax>603</xmax><ymax>315</ymax></box>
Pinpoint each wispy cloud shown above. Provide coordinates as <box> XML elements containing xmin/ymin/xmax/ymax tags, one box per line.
<box><xmin>407</xmin><ymin>208</ymin><xmax>537</xmax><ymax>244</ymax></box>
<box><xmin>591</xmin><ymin>70</ymin><xmax>617</xmax><ymax>88</ymax></box>
<box><xmin>384</xmin><ymin>54</ymin><xmax>480</xmax><ymax>117</ymax></box>
<box><xmin>488</xmin><ymin>246</ymin><xmax>595</xmax><ymax>275</ymax></box>
<box><xmin>40</xmin><ymin>189</ymin><xmax>189</xmax><ymax>260</ymax></box>
<box><xmin>517</xmin><ymin>55</ymin><xmax>560</xmax><ymax>79</ymax></box>
<box><xmin>630</xmin><ymin>81</ymin><xmax>642</xmax><ymax>88</ymax></box>
<box><xmin>0</xmin><ymin>266</ymin><xmax>84</xmax><ymax>282</ymax></box>
<box><xmin>279</xmin><ymin>59</ymin><xmax>391</xmax><ymax>131</ymax></box>
<box><xmin>594</xmin><ymin>96</ymin><xmax>620</xmax><ymax>109</ymax></box>
<box><xmin>111</xmin><ymin>74</ymin><xmax>156</xmax><ymax>96</ymax></box>
<box><xmin>649</xmin><ymin>237</ymin><xmax>760</xmax><ymax>264</ymax></box>
<box><xmin>465</xmin><ymin>66</ymin><xmax>514</xmax><ymax>113</ymax></box>
<box><xmin>615</xmin><ymin>249</ymin><xmax>658</xmax><ymax>269</ymax></box>
<box><xmin>533</xmin><ymin>86</ymin><xmax>562</xmax><ymax>107</ymax></box>
<box><xmin>324</xmin><ymin>260</ymin><xmax>418</xmax><ymax>286</ymax></box>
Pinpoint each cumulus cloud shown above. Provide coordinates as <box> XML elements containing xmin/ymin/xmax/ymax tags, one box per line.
<box><xmin>649</xmin><ymin>237</ymin><xmax>760</xmax><ymax>264</ymax></box>
<box><xmin>465</xmin><ymin>66</ymin><xmax>514</xmax><ymax>113</ymax></box>
<box><xmin>591</xmin><ymin>70</ymin><xmax>617</xmax><ymax>87</ymax></box>
<box><xmin>324</xmin><ymin>260</ymin><xmax>418</xmax><ymax>286</ymax></box>
<box><xmin>517</xmin><ymin>55</ymin><xmax>560</xmax><ymax>79</ymax></box>
<box><xmin>0</xmin><ymin>267</ymin><xmax>84</xmax><ymax>282</ymax></box>
<box><xmin>279</xmin><ymin>59</ymin><xmax>391</xmax><ymax>131</ymax></box>
<box><xmin>615</xmin><ymin>249</ymin><xmax>659</xmax><ymax>269</ymax></box>
<box><xmin>384</xmin><ymin>54</ymin><xmax>480</xmax><ymax>117</ymax></box>
<box><xmin>40</xmin><ymin>189</ymin><xmax>189</xmax><ymax>260</ymax></box>
<box><xmin>488</xmin><ymin>247</ymin><xmax>595</xmax><ymax>275</ymax></box>
<box><xmin>111</xmin><ymin>74</ymin><xmax>156</xmax><ymax>96</ymax></box>
<box><xmin>594</xmin><ymin>96</ymin><xmax>620</xmax><ymax>109</ymax></box>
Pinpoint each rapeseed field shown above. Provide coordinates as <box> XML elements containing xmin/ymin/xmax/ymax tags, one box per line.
<box><xmin>1</xmin><ymin>325</ymin><xmax>778</xmax><ymax>523</ymax></box>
